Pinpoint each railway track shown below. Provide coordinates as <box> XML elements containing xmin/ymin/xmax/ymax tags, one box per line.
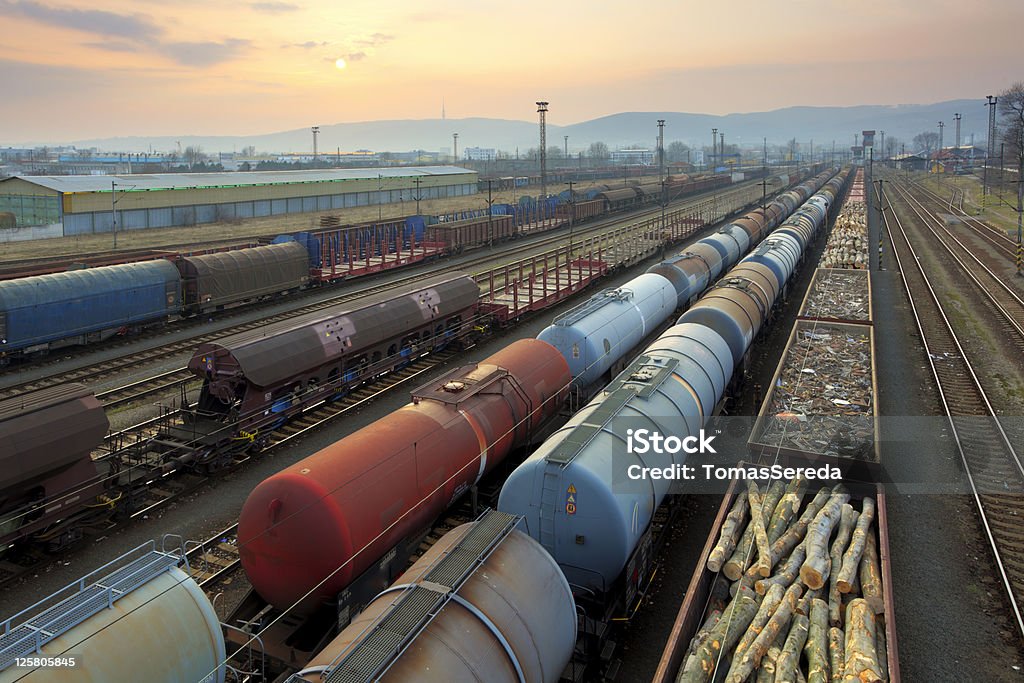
<box><xmin>0</xmin><ymin>181</ymin><xmax>761</xmax><ymax>404</ymax></box>
<box><xmin>886</xmin><ymin>178</ymin><xmax>1024</xmax><ymax>356</ymax></box>
<box><xmin>881</xmin><ymin>180</ymin><xmax>1024</xmax><ymax>642</ymax></box>
<box><xmin>905</xmin><ymin>176</ymin><xmax>1019</xmax><ymax>260</ymax></box>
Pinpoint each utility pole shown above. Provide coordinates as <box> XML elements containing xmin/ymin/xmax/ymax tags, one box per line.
<box><xmin>311</xmin><ymin>126</ymin><xmax>319</xmax><ymax>161</ymax></box>
<box><xmin>660</xmin><ymin>177</ymin><xmax>667</xmax><ymax>234</ymax></box>
<box><xmin>564</xmin><ymin>135</ymin><xmax>568</xmax><ymax>160</ymax></box>
<box><xmin>984</xmin><ymin>95</ymin><xmax>998</xmax><ymax>200</ymax></box>
<box><xmin>486</xmin><ymin>179</ymin><xmax>494</xmax><ymax>247</ymax></box>
<box><xmin>537</xmin><ymin>101</ymin><xmax>549</xmax><ymax>198</ymax></box>
<box><xmin>657</xmin><ymin>119</ymin><xmax>665</xmax><ymax>183</ymax></box>
<box><xmin>568</xmin><ymin>180</ymin><xmax>576</xmax><ymax>246</ymax></box>
<box><xmin>413</xmin><ymin>177</ymin><xmax>423</xmax><ymax>216</ymax></box>
<box><xmin>874</xmin><ymin>179</ymin><xmax>886</xmax><ymax>270</ymax></box>
<box><xmin>879</xmin><ymin>131</ymin><xmax>885</xmax><ymax>163</ymax></box>
<box><xmin>763</xmin><ymin>137</ymin><xmax>767</xmax><ymax>169</ymax></box>
<box><xmin>720</xmin><ymin>133</ymin><xmax>725</xmax><ymax>166</ymax></box>
<box><xmin>711</xmin><ymin>128</ymin><xmax>718</xmax><ymax>170</ymax></box>
<box><xmin>452</xmin><ymin>133</ymin><xmax>459</xmax><ymax>164</ymax></box>
<box><xmin>378</xmin><ymin>174</ymin><xmax>383</xmax><ymax>223</ymax></box>
<box><xmin>111</xmin><ymin>180</ymin><xmax>118</xmax><ymax>249</ymax></box>
<box><xmin>937</xmin><ymin>121</ymin><xmax>944</xmax><ymax>173</ymax></box>
<box><xmin>953</xmin><ymin>113</ymin><xmax>961</xmax><ymax>174</ymax></box>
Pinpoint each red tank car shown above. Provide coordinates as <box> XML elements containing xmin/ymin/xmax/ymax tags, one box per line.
<box><xmin>238</xmin><ymin>338</ymin><xmax>571</xmax><ymax>615</ymax></box>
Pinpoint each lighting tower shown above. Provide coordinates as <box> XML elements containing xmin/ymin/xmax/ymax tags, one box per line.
<box><xmin>985</xmin><ymin>95</ymin><xmax>999</xmax><ymax>197</ymax></box>
<box><xmin>711</xmin><ymin>128</ymin><xmax>718</xmax><ymax>169</ymax></box>
<box><xmin>311</xmin><ymin>126</ymin><xmax>320</xmax><ymax>160</ymax></box>
<box><xmin>537</xmin><ymin>101</ymin><xmax>549</xmax><ymax>198</ymax></box>
<box><xmin>954</xmin><ymin>113</ymin><xmax>961</xmax><ymax>150</ymax></box>
<box><xmin>452</xmin><ymin>133</ymin><xmax>459</xmax><ymax>164</ymax></box>
<box><xmin>657</xmin><ymin>119</ymin><xmax>665</xmax><ymax>182</ymax></box>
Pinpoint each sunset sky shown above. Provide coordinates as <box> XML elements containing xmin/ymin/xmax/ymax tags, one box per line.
<box><xmin>2</xmin><ymin>0</ymin><xmax>1022</xmax><ymax>143</ymax></box>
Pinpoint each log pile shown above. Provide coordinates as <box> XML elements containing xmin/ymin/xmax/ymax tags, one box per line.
<box><xmin>678</xmin><ymin>481</ymin><xmax>888</xmax><ymax>683</ymax></box>
<box><xmin>821</xmin><ymin>202</ymin><xmax>867</xmax><ymax>269</ymax></box>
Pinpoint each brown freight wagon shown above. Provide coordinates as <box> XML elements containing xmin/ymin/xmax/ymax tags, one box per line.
<box><xmin>553</xmin><ymin>198</ymin><xmax>604</xmax><ymax>223</ymax></box>
<box><xmin>652</xmin><ymin>476</ymin><xmax>899</xmax><ymax>683</ymax></box>
<box><xmin>748</xmin><ymin>320</ymin><xmax>880</xmax><ymax>482</ymax></box>
<box><xmin>177</xmin><ymin>240</ymin><xmax>311</xmax><ymax>313</ymax></box>
<box><xmin>425</xmin><ymin>214</ymin><xmax>515</xmax><ymax>252</ymax></box>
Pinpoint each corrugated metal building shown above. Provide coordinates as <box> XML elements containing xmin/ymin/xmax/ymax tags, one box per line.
<box><xmin>0</xmin><ymin>167</ymin><xmax>478</xmax><ymax>235</ymax></box>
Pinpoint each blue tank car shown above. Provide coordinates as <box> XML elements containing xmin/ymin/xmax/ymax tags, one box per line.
<box><xmin>0</xmin><ymin>260</ymin><xmax>181</xmax><ymax>361</ymax></box>
<box><xmin>498</xmin><ymin>323</ymin><xmax>733</xmax><ymax>594</ymax></box>
<box><xmin>537</xmin><ymin>273</ymin><xmax>677</xmax><ymax>389</ymax></box>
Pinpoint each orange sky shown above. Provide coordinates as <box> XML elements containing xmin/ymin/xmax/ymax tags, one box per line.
<box><xmin>1</xmin><ymin>0</ymin><xmax>1022</xmax><ymax>142</ymax></box>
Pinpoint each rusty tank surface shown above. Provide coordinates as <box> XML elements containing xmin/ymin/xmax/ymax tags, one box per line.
<box><xmin>238</xmin><ymin>338</ymin><xmax>571</xmax><ymax>615</ymax></box>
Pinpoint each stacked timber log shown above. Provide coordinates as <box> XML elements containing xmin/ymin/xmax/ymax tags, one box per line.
<box><xmin>821</xmin><ymin>202</ymin><xmax>867</xmax><ymax>269</ymax></box>
<box><xmin>678</xmin><ymin>481</ymin><xmax>888</xmax><ymax>683</ymax></box>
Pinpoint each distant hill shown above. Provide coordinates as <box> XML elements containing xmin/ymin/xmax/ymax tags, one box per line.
<box><xmin>49</xmin><ymin>100</ymin><xmax>983</xmax><ymax>154</ymax></box>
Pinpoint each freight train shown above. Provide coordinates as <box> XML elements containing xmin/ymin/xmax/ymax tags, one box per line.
<box><xmin>0</xmin><ymin>171</ymin><xmax>758</xmax><ymax>366</ymax></box>
<box><xmin>497</xmin><ymin>170</ymin><xmax>848</xmax><ymax>672</ymax></box>
<box><xmin>2</xmin><ymin>169</ymin><xmax>847</xmax><ymax>683</ymax></box>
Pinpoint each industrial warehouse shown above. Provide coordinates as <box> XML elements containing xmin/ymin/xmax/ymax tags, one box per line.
<box><xmin>0</xmin><ymin>166</ymin><xmax>478</xmax><ymax>238</ymax></box>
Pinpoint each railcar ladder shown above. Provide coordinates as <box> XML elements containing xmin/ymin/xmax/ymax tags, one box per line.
<box><xmin>311</xmin><ymin>509</ymin><xmax>522</xmax><ymax>683</ymax></box>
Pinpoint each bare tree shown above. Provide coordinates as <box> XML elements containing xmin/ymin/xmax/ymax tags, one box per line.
<box><xmin>240</xmin><ymin>145</ymin><xmax>256</xmax><ymax>157</ymax></box>
<box><xmin>547</xmin><ymin>145</ymin><xmax>564</xmax><ymax>160</ymax></box>
<box><xmin>587</xmin><ymin>141</ymin><xmax>610</xmax><ymax>162</ymax></box>
<box><xmin>184</xmin><ymin>145</ymin><xmax>204</xmax><ymax>169</ymax></box>
<box><xmin>666</xmin><ymin>141</ymin><xmax>690</xmax><ymax>163</ymax></box>
<box><xmin>999</xmin><ymin>82</ymin><xmax>1024</xmax><ymax>256</ymax></box>
<box><xmin>885</xmin><ymin>136</ymin><xmax>900</xmax><ymax>160</ymax></box>
<box><xmin>912</xmin><ymin>132</ymin><xmax>939</xmax><ymax>158</ymax></box>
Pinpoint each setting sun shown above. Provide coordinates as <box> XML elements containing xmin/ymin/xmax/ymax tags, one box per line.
<box><xmin>335</xmin><ymin>58</ymin><xmax>346</xmax><ymax>70</ymax></box>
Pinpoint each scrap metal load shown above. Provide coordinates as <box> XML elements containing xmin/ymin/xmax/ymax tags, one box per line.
<box><xmin>798</xmin><ymin>269</ymin><xmax>872</xmax><ymax>325</ymax></box>
<box><xmin>821</xmin><ymin>169</ymin><xmax>867</xmax><ymax>269</ymax></box>
<box><xmin>672</xmin><ymin>480</ymin><xmax>897</xmax><ymax>683</ymax></box>
<box><xmin>750</xmin><ymin>322</ymin><xmax>877</xmax><ymax>466</ymax></box>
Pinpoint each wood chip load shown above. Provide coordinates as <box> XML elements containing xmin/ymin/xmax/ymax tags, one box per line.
<box><xmin>674</xmin><ymin>482</ymin><xmax>893</xmax><ymax>683</ymax></box>
<box><xmin>749</xmin><ymin>322</ymin><xmax>877</xmax><ymax>470</ymax></box>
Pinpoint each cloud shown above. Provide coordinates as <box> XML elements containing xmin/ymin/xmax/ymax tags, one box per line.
<box><xmin>355</xmin><ymin>32</ymin><xmax>392</xmax><ymax>47</ymax></box>
<box><xmin>283</xmin><ymin>40</ymin><xmax>327</xmax><ymax>49</ymax></box>
<box><xmin>161</xmin><ymin>38</ymin><xmax>250</xmax><ymax>67</ymax></box>
<box><xmin>83</xmin><ymin>40</ymin><xmax>141</xmax><ymax>53</ymax></box>
<box><xmin>0</xmin><ymin>0</ymin><xmax>162</xmax><ymax>40</ymax></box>
<box><xmin>249</xmin><ymin>1</ymin><xmax>298</xmax><ymax>12</ymax></box>
<box><xmin>343</xmin><ymin>51</ymin><xmax>366</xmax><ymax>62</ymax></box>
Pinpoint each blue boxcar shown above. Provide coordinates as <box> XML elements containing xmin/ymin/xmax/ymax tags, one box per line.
<box><xmin>0</xmin><ymin>260</ymin><xmax>181</xmax><ymax>356</ymax></box>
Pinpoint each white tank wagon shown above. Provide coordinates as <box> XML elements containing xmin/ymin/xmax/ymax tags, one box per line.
<box><xmin>0</xmin><ymin>541</ymin><xmax>225</xmax><ymax>683</ymax></box>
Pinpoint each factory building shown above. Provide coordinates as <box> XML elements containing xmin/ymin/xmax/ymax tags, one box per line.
<box><xmin>0</xmin><ymin>166</ymin><xmax>478</xmax><ymax>237</ymax></box>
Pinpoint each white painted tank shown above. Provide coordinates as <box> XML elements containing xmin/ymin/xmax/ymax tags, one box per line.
<box><xmin>0</xmin><ymin>548</ymin><xmax>225</xmax><ymax>683</ymax></box>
